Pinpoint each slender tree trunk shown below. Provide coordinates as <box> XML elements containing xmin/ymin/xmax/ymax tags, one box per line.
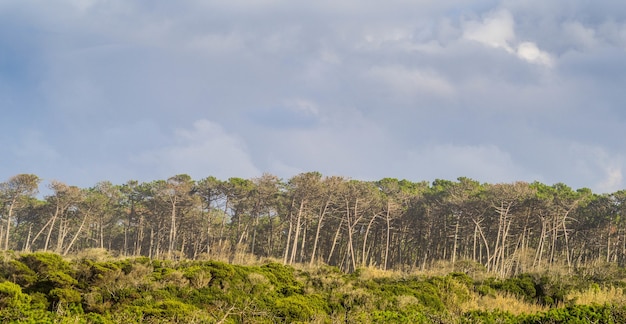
<box><xmin>472</xmin><ymin>218</ymin><xmax>491</xmax><ymax>271</ymax></box>
<box><xmin>135</xmin><ymin>214</ymin><xmax>144</xmax><ymax>256</ymax></box>
<box><xmin>452</xmin><ymin>212</ymin><xmax>460</xmax><ymax>265</ymax></box>
<box><xmin>346</xmin><ymin>199</ymin><xmax>360</xmax><ymax>272</ymax></box>
<box><xmin>63</xmin><ymin>211</ymin><xmax>89</xmax><ymax>255</ymax></box>
<box><xmin>299</xmin><ymin>221</ymin><xmax>308</xmax><ymax>263</ymax></box>
<box><xmin>206</xmin><ymin>208</ymin><xmax>212</xmax><ymax>255</ymax></box>
<box><xmin>149</xmin><ymin>227</ymin><xmax>154</xmax><ymax>259</ymax></box>
<box><xmin>327</xmin><ymin>218</ymin><xmax>344</xmax><ymax>264</ymax></box>
<box><xmin>4</xmin><ymin>200</ymin><xmax>15</xmax><ymax>250</ymax></box>
<box><xmin>289</xmin><ymin>200</ymin><xmax>305</xmax><ymax>265</ymax></box>
<box><xmin>168</xmin><ymin>199</ymin><xmax>177</xmax><ymax>257</ymax></box>
<box><xmin>283</xmin><ymin>199</ymin><xmax>295</xmax><ymax>265</ymax></box>
<box><xmin>23</xmin><ymin>225</ymin><xmax>32</xmax><ymax>252</ymax></box>
<box><xmin>361</xmin><ymin>213</ymin><xmax>378</xmax><ymax>267</ymax></box>
<box><xmin>384</xmin><ymin>202</ymin><xmax>392</xmax><ymax>270</ymax></box>
<box><xmin>44</xmin><ymin>206</ymin><xmax>61</xmax><ymax>252</ymax></box>
<box><xmin>533</xmin><ymin>216</ymin><xmax>548</xmax><ymax>268</ymax></box>
<box><xmin>56</xmin><ymin>218</ymin><xmax>71</xmax><ymax>253</ymax></box>
<box><xmin>310</xmin><ymin>200</ymin><xmax>330</xmax><ymax>266</ymax></box>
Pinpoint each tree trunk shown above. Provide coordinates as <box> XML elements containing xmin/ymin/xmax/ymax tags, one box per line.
<box><xmin>63</xmin><ymin>211</ymin><xmax>89</xmax><ymax>255</ymax></box>
<box><xmin>310</xmin><ymin>200</ymin><xmax>330</xmax><ymax>266</ymax></box>
<box><xmin>44</xmin><ymin>205</ymin><xmax>61</xmax><ymax>252</ymax></box>
<box><xmin>361</xmin><ymin>213</ymin><xmax>379</xmax><ymax>268</ymax></box>
<box><xmin>384</xmin><ymin>202</ymin><xmax>392</xmax><ymax>270</ymax></box>
<box><xmin>4</xmin><ymin>200</ymin><xmax>15</xmax><ymax>250</ymax></box>
<box><xmin>289</xmin><ymin>200</ymin><xmax>305</xmax><ymax>265</ymax></box>
<box><xmin>327</xmin><ymin>218</ymin><xmax>344</xmax><ymax>264</ymax></box>
<box><xmin>168</xmin><ymin>199</ymin><xmax>177</xmax><ymax>257</ymax></box>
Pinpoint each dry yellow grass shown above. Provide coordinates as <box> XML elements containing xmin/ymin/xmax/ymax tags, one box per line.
<box><xmin>356</xmin><ymin>265</ymin><xmax>406</xmax><ymax>281</ymax></box>
<box><xmin>463</xmin><ymin>292</ymin><xmax>548</xmax><ymax>315</ymax></box>
<box><xmin>566</xmin><ymin>285</ymin><xmax>626</xmax><ymax>306</ymax></box>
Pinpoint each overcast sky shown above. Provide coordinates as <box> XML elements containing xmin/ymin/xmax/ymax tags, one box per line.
<box><xmin>1</xmin><ymin>0</ymin><xmax>625</xmax><ymax>193</ymax></box>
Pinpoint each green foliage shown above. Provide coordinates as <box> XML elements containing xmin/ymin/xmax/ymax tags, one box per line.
<box><xmin>18</xmin><ymin>253</ymin><xmax>77</xmax><ymax>294</ymax></box>
<box><xmin>274</xmin><ymin>295</ymin><xmax>319</xmax><ymax>322</ymax></box>
<box><xmin>182</xmin><ymin>265</ymin><xmax>212</xmax><ymax>289</ymax></box>
<box><xmin>5</xmin><ymin>252</ymin><xmax>626</xmax><ymax>323</ymax></box>
<box><xmin>142</xmin><ymin>300</ymin><xmax>199</xmax><ymax>322</ymax></box>
<box><xmin>0</xmin><ymin>281</ymin><xmax>52</xmax><ymax>323</ymax></box>
<box><xmin>49</xmin><ymin>287</ymin><xmax>83</xmax><ymax>314</ymax></box>
<box><xmin>481</xmin><ymin>273</ymin><xmax>538</xmax><ymax>302</ymax></box>
<box><xmin>517</xmin><ymin>305</ymin><xmax>626</xmax><ymax>323</ymax></box>
<box><xmin>0</xmin><ymin>281</ymin><xmax>32</xmax><ymax>316</ymax></box>
<box><xmin>4</xmin><ymin>259</ymin><xmax>37</xmax><ymax>286</ymax></box>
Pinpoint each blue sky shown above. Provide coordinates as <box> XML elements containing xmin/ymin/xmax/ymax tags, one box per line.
<box><xmin>1</xmin><ymin>0</ymin><xmax>625</xmax><ymax>193</ymax></box>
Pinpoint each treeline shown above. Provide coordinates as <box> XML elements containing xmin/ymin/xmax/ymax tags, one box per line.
<box><xmin>1</xmin><ymin>173</ymin><xmax>626</xmax><ymax>274</ymax></box>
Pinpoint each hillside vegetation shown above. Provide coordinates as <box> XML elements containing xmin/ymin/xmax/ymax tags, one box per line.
<box><xmin>2</xmin><ymin>250</ymin><xmax>626</xmax><ymax>323</ymax></box>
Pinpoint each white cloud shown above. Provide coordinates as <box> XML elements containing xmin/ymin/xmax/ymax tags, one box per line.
<box><xmin>516</xmin><ymin>42</ymin><xmax>553</xmax><ymax>66</ymax></box>
<box><xmin>132</xmin><ymin>119</ymin><xmax>260</xmax><ymax>180</ymax></box>
<box><xmin>463</xmin><ymin>9</ymin><xmax>553</xmax><ymax>66</ymax></box>
<box><xmin>597</xmin><ymin>166</ymin><xmax>623</xmax><ymax>193</ymax></box>
<box><xmin>569</xmin><ymin>143</ymin><xmax>625</xmax><ymax>192</ymax></box>
<box><xmin>463</xmin><ymin>10</ymin><xmax>516</xmax><ymax>51</ymax></box>
<box><xmin>563</xmin><ymin>21</ymin><xmax>598</xmax><ymax>49</ymax></box>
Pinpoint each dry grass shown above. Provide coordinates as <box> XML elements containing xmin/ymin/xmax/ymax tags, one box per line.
<box><xmin>464</xmin><ymin>292</ymin><xmax>548</xmax><ymax>315</ymax></box>
<box><xmin>566</xmin><ymin>285</ymin><xmax>626</xmax><ymax>306</ymax></box>
<box><xmin>356</xmin><ymin>266</ymin><xmax>406</xmax><ymax>281</ymax></box>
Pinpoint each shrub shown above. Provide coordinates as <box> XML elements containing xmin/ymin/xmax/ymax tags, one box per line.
<box><xmin>183</xmin><ymin>265</ymin><xmax>212</xmax><ymax>289</ymax></box>
<box><xmin>0</xmin><ymin>281</ymin><xmax>32</xmax><ymax>319</ymax></box>
<box><xmin>274</xmin><ymin>295</ymin><xmax>317</xmax><ymax>322</ymax></box>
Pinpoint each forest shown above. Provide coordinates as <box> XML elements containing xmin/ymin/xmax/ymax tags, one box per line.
<box><xmin>3</xmin><ymin>173</ymin><xmax>626</xmax><ymax>322</ymax></box>
<box><xmin>2</xmin><ymin>172</ymin><xmax>626</xmax><ymax>275</ymax></box>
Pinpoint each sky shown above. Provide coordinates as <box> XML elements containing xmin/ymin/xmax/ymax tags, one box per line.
<box><xmin>1</xmin><ymin>0</ymin><xmax>626</xmax><ymax>193</ymax></box>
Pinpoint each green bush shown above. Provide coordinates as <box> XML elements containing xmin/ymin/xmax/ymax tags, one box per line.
<box><xmin>4</xmin><ymin>260</ymin><xmax>37</xmax><ymax>287</ymax></box>
<box><xmin>274</xmin><ymin>295</ymin><xmax>318</xmax><ymax>322</ymax></box>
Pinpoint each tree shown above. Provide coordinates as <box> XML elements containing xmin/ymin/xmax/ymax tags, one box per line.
<box><xmin>157</xmin><ymin>175</ymin><xmax>196</xmax><ymax>258</ymax></box>
<box><xmin>26</xmin><ymin>181</ymin><xmax>83</xmax><ymax>253</ymax></box>
<box><xmin>309</xmin><ymin>176</ymin><xmax>342</xmax><ymax>266</ymax></box>
<box><xmin>250</xmin><ymin>173</ymin><xmax>282</xmax><ymax>257</ymax></box>
<box><xmin>485</xmin><ymin>182</ymin><xmax>533</xmax><ymax>276</ymax></box>
<box><xmin>283</xmin><ymin>172</ymin><xmax>323</xmax><ymax>265</ymax></box>
<box><xmin>195</xmin><ymin>176</ymin><xmax>225</xmax><ymax>256</ymax></box>
<box><xmin>1</xmin><ymin>174</ymin><xmax>40</xmax><ymax>250</ymax></box>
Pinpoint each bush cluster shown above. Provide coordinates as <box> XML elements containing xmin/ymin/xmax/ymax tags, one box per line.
<box><xmin>2</xmin><ymin>252</ymin><xmax>626</xmax><ymax>323</ymax></box>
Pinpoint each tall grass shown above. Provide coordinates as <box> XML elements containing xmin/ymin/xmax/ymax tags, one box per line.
<box><xmin>464</xmin><ymin>292</ymin><xmax>548</xmax><ymax>315</ymax></box>
<box><xmin>567</xmin><ymin>285</ymin><xmax>626</xmax><ymax>306</ymax></box>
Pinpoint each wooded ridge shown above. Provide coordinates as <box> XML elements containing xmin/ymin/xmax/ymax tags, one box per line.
<box><xmin>2</xmin><ymin>172</ymin><xmax>626</xmax><ymax>275</ymax></box>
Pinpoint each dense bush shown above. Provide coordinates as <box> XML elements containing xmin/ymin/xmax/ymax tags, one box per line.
<box><xmin>2</xmin><ymin>252</ymin><xmax>626</xmax><ymax>323</ymax></box>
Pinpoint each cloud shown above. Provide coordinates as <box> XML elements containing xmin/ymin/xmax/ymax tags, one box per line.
<box><xmin>597</xmin><ymin>166</ymin><xmax>623</xmax><ymax>193</ymax></box>
<box><xmin>367</xmin><ymin>65</ymin><xmax>454</xmax><ymax>98</ymax></box>
<box><xmin>516</xmin><ymin>42</ymin><xmax>553</xmax><ymax>66</ymax></box>
<box><xmin>132</xmin><ymin>119</ymin><xmax>260</xmax><ymax>180</ymax></box>
<box><xmin>2</xmin><ymin>0</ymin><xmax>625</xmax><ymax>195</ymax></box>
<box><xmin>568</xmin><ymin>143</ymin><xmax>625</xmax><ymax>192</ymax></box>
<box><xmin>463</xmin><ymin>9</ymin><xmax>516</xmax><ymax>51</ymax></box>
<box><xmin>562</xmin><ymin>21</ymin><xmax>598</xmax><ymax>50</ymax></box>
<box><xmin>462</xmin><ymin>9</ymin><xmax>553</xmax><ymax>66</ymax></box>
<box><xmin>404</xmin><ymin>144</ymin><xmax>533</xmax><ymax>184</ymax></box>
